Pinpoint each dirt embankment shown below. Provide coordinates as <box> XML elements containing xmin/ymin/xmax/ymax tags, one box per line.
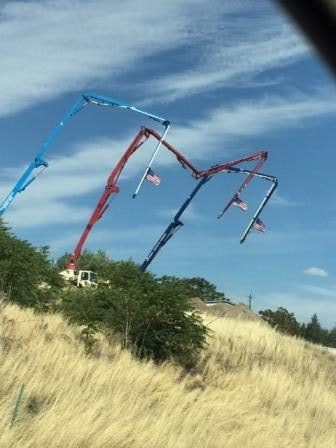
<box><xmin>190</xmin><ymin>297</ymin><xmax>262</xmax><ymax>322</ymax></box>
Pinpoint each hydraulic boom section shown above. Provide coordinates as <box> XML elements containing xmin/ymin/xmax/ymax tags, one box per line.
<box><xmin>0</xmin><ymin>94</ymin><xmax>170</xmax><ymax>218</ymax></box>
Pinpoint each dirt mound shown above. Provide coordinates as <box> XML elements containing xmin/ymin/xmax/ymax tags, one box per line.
<box><xmin>189</xmin><ymin>297</ymin><xmax>209</xmax><ymax>313</ymax></box>
<box><xmin>190</xmin><ymin>298</ymin><xmax>261</xmax><ymax>322</ymax></box>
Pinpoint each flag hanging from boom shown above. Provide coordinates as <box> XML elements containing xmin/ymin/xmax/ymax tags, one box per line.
<box><xmin>145</xmin><ymin>168</ymin><xmax>161</xmax><ymax>186</ymax></box>
<box><xmin>132</xmin><ymin>123</ymin><xmax>170</xmax><ymax>198</ymax></box>
<box><xmin>253</xmin><ymin>218</ymin><xmax>266</xmax><ymax>233</ymax></box>
<box><xmin>232</xmin><ymin>196</ymin><xmax>248</xmax><ymax>211</ymax></box>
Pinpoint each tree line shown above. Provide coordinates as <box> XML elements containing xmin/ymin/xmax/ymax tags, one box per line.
<box><xmin>258</xmin><ymin>307</ymin><xmax>336</xmax><ymax>347</ymax></box>
<box><xmin>1</xmin><ymin>220</ymin><xmax>334</xmax><ymax>368</ymax></box>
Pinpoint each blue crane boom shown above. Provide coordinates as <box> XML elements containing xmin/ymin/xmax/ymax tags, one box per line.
<box><xmin>140</xmin><ymin>166</ymin><xmax>277</xmax><ymax>272</ymax></box>
<box><xmin>140</xmin><ymin>176</ymin><xmax>211</xmax><ymax>272</ymax></box>
<box><xmin>0</xmin><ymin>93</ymin><xmax>170</xmax><ymax>217</ymax></box>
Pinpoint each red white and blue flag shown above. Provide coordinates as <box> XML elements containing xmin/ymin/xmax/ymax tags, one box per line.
<box><xmin>232</xmin><ymin>196</ymin><xmax>248</xmax><ymax>211</ymax></box>
<box><xmin>253</xmin><ymin>218</ymin><xmax>266</xmax><ymax>233</ymax></box>
<box><xmin>145</xmin><ymin>168</ymin><xmax>161</xmax><ymax>186</ymax></box>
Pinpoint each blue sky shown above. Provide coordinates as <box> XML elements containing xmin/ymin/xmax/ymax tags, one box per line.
<box><xmin>1</xmin><ymin>0</ymin><xmax>336</xmax><ymax>326</ymax></box>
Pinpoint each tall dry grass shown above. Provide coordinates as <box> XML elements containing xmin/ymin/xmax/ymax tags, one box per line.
<box><xmin>0</xmin><ymin>301</ymin><xmax>335</xmax><ymax>447</ymax></box>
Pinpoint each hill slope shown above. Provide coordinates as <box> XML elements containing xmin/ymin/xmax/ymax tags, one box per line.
<box><xmin>0</xmin><ymin>302</ymin><xmax>335</xmax><ymax>447</ymax></box>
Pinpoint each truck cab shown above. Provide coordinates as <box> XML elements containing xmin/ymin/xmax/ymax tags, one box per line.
<box><xmin>59</xmin><ymin>269</ymin><xmax>98</xmax><ymax>288</ymax></box>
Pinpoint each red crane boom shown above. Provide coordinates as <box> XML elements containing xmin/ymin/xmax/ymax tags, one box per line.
<box><xmin>65</xmin><ymin>127</ymin><xmax>199</xmax><ymax>269</ymax></box>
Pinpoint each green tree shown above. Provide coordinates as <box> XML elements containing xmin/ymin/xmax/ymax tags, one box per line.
<box><xmin>158</xmin><ymin>275</ymin><xmax>228</xmax><ymax>303</ymax></box>
<box><xmin>61</xmin><ymin>262</ymin><xmax>208</xmax><ymax>368</ymax></box>
<box><xmin>304</xmin><ymin>313</ymin><xmax>324</xmax><ymax>344</ymax></box>
<box><xmin>0</xmin><ymin>221</ymin><xmax>62</xmax><ymax>307</ymax></box>
<box><xmin>327</xmin><ymin>326</ymin><xmax>336</xmax><ymax>348</ymax></box>
<box><xmin>57</xmin><ymin>249</ymin><xmax>113</xmax><ymax>278</ymax></box>
<box><xmin>259</xmin><ymin>307</ymin><xmax>302</xmax><ymax>336</ymax></box>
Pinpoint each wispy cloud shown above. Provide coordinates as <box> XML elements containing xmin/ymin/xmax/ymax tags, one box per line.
<box><xmin>269</xmin><ymin>192</ymin><xmax>300</xmax><ymax>207</ymax></box>
<box><xmin>301</xmin><ymin>284</ymin><xmax>336</xmax><ymax>296</ymax></box>
<box><xmin>142</xmin><ymin>20</ymin><xmax>309</xmax><ymax>104</ymax></box>
<box><xmin>303</xmin><ymin>267</ymin><xmax>329</xmax><ymax>278</ymax></box>
<box><xmin>0</xmin><ymin>0</ymin><xmax>244</xmax><ymax>118</ymax></box>
<box><xmin>169</xmin><ymin>92</ymin><xmax>336</xmax><ymax>160</ymax></box>
<box><xmin>5</xmin><ymin>202</ymin><xmax>92</xmax><ymax>228</ymax></box>
<box><xmin>156</xmin><ymin>203</ymin><xmax>201</xmax><ymax>222</ymax></box>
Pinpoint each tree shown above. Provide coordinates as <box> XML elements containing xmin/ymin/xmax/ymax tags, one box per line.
<box><xmin>327</xmin><ymin>326</ymin><xmax>336</xmax><ymax>348</ymax></box>
<box><xmin>0</xmin><ymin>221</ymin><xmax>62</xmax><ymax>307</ymax></box>
<box><xmin>57</xmin><ymin>249</ymin><xmax>113</xmax><ymax>278</ymax></box>
<box><xmin>304</xmin><ymin>313</ymin><xmax>325</xmax><ymax>344</ymax></box>
<box><xmin>61</xmin><ymin>261</ymin><xmax>208</xmax><ymax>368</ymax></box>
<box><xmin>259</xmin><ymin>307</ymin><xmax>302</xmax><ymax>336</ymax></box>
<box><xmin>158</xmin><ymin>275</ymin><xmax>228</xmax><ymax>303</ymax></box>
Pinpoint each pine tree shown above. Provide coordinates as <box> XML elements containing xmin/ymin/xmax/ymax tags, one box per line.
<box><xmin>304</xmin><ymin>313</ymin><xmax>324</xmax><ymax>344</ymax></box>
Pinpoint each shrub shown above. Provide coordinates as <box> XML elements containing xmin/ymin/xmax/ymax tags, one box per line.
<box><xmin>61</xmin><ymin>261</ymin><xmax>208</xmax><ymax>368</ymax></box>
<box><xmin>259</xmin><ymin>307</ymin><xmax>302</xmax><ymax>336</ymax></box>
<box><xmin>0</xmin><ymin>221</ymin><xmax>62</xmax><ymax>307</ymax></box>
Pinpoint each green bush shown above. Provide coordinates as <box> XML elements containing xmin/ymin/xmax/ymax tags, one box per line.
<box><xmin>61</xmin><ymin>261</ymin><xmax>208</xmax><ymax>368</ymax></box>
<box><xmin>158</xmin><ymin>275</ymin><xmax>227</xmax><ymax>303</ymax></box>
<box><xmin>259</xmin><ymin>307</ymin><xmax>302</xmax><ymax>336</ymax></box>
<box><xmin>0</xmin><ymin>221</ymin><xmax>63</xmax><ymax>307</ymax></box>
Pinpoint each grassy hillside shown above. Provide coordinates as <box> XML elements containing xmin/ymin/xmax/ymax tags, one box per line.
<box><xmin>1</xmin><ymin>301</ymin><xmax>336</xmax><ymax>447</ymax></box>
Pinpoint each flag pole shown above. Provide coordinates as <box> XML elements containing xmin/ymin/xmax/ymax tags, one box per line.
<box><xmin>132</xmin><ymin>123</ymin><xmax>170</xmax><ymax>198</ymax></box>
<box><xmin>240</xmin><ymin>178</ymin><xmax>277</xmax><ymax>244</ymax></box>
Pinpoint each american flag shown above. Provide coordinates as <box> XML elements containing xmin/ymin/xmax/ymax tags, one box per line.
<box><xmin>145</xmin><ymin>168</ymin><xmax>161</xmax><ymax>186</ymax></box>
<box><xmin>232</xmin><ymin>196</ymin><xmax>248</xmax><ymax>211</ymax></box>
<box><xmin>253</xmin><ymin>218</ymin><xmax>266</xmax><ymax>233</ymax></box>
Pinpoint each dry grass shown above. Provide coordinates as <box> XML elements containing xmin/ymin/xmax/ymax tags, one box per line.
<box><xmin>0</xmin><ymin>301</ymin><xmax>336</xmax><ymax>447</ymax></box>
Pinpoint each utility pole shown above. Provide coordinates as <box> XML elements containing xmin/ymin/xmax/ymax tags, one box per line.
<box><xmin>248</xmin><ymin>293</ymin><xmax>253</xmax><ymax>310</ymax></box>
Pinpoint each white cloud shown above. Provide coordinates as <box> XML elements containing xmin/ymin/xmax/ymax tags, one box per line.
<box><xmin>168</xmin><ymin>92</ymin><xmax>336</xmax><ymax>160</ymax></box>
<box><xmin>269</xmin><ymin>192</ymin><xmax>300</xmax><ymax>207</ymax></box>
<box><xmin>302</xmin><ymin>284</ymin><xmax>335</xmax><ymax>296</ymax></box>
<box><xmin>157</xmin><ymin>203</ymin><xmax>201</xmax><ymax>222</ymax></box>
<box><xmin>142</xmin><ymin>19</ymin><xmax>309</xmax><ymax>103</ymax></box>
<box><xmin>303</xmin><ymin>267</ymin><xmax>328</xmax><ymax>278</ymax></box>
<box><xmin>4</xmin><ymin>201</ymin><xmax>91</xmax><ymax>228</ymax></box>
<box><xmin>0</xmin><ymin>0</ymin><xmax>244</xmax><ymax>118</ymax></box>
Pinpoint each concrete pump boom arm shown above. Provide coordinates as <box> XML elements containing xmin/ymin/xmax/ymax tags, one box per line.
<box><xmin>0</xmin><ymin>94</ymin><xmax>170</xmax><ymax>218</ymax></box>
